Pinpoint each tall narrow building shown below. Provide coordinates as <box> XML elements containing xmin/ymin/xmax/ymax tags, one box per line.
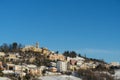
<box><xmin>36</xmin><ymin>42</ymin><xmax>39</xmax><ymax>48</ymax></box>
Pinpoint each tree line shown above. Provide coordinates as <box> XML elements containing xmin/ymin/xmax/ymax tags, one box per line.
<box><xmin>0</xmin><ymin>42</ymin><xmax>24</xmax><ymax>53</ymax></box>
<box><xmin>62</xmin><ymin>51</ymin><xmax>81</xmax><ymax>58</ymax></box>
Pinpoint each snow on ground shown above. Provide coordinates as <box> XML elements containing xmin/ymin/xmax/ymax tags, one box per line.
<box><xmin>0</xmin><ymin>77</ymin><xmax>11</xmax><ymax>80</ymax></box>
<box><xmin>38</xmin><ymin>75</ymin><xmax>82</xmax><ymax>80</ymax></box>
<box><xmin>114</xmin><ymin>69</ymin><xmax>120</xmax><ymax>79</ymax></box>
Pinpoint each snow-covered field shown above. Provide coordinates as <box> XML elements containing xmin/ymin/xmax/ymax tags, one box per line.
<box><xmin>114</xmin><ymin>69</ymin><xmax>120</xmax><ymax>79</ymax></box>
<box><xmin>38</xmin><ymin>75</ymin><xmax>82</xmax><ymax>80</ymax></box>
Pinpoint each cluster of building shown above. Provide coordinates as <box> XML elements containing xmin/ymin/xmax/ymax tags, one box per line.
<box><xmin>0</xmin><ymin>52</ymin><xmax>42</xmax><ymax>77</ymax></box>
<box><xmin>0</xmin><ymin>42</ymin><xmax>119</xmax><ymax>79</ymax></box>
<box><xmin>21</xmin><ymin>42</ymin><xmax>65</xmax><ymax>61</ymax></box>
<box><xmin>0</xmin><ymin>43</ymin><xmax>66</xmax><ymax>78</ymax></box>
<box><xmin>110</xmin><ymin>62</ymin><xmax>120</xmax><ymax>67</ymax></box>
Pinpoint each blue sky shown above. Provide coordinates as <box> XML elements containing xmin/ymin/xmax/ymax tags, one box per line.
<box><xmin>0</xmin><ymin>0</ymin><xmax>120</xmax><ymax>62</ymax></box>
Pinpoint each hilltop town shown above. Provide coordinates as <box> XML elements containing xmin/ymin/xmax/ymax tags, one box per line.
<box><xmin>0</xmin><ymin>42</ymin><xmax>119</xmax><ymax>80</ymax></box>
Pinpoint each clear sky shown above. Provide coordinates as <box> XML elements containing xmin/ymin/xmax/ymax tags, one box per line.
<box><xmin>0</xmin><ymin>0</ymin><xmax>120</xmax><ymax>62</ymax></box>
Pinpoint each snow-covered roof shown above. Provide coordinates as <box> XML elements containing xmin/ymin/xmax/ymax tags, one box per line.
<box><xmin>27</xmin><ymin>64</ymin><xmax>37</xmax><ymax>68</ymax></box>
<box><xmin>2</xmin><ymin>70</ymin><xmax>14</xmax><ymax>74</ymax></box>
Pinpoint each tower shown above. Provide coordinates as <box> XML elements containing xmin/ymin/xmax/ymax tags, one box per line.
<box><xmin>36</xmin><ymin>42</ymin><xmax>39</xmax><ymax>48</ymax></box>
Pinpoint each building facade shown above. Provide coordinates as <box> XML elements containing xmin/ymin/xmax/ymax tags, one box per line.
<box><xmin>57</xmin><ymin>61</ymin><xmax>67</xmax><ymax>72</ymax></box>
